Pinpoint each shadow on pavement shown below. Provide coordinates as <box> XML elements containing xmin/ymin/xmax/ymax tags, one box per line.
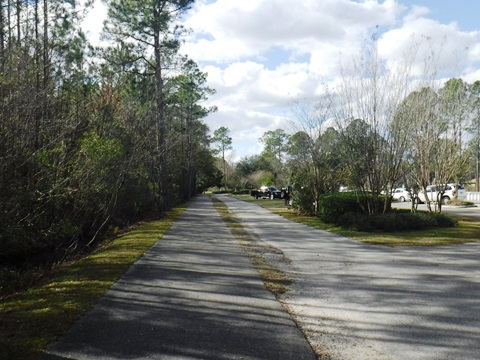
<box><xmin>218</xmin><ymin>195</ymin><xmax>480</xmax><ymax>360</ymax></box>
<box><xmin>39</xmin><ymin>196</ymin><xmax>315</xmax><ymax>360</ymax></box>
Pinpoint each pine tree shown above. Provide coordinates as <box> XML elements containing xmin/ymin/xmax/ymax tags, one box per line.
<box><xmin>102</xmin><ymin>0</ymin><xmax>194</xmax><ymax>213</ymax></box>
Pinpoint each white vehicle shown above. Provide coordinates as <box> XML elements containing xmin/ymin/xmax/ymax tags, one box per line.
<box><xmin>418</xmin><ymin>183</ymin><xmax>466</xmax><ymax>204</ymax></box>
<box><xmin>392</xmin><ymin>188</ymin><xmax>411</xmax><ymax>202</ymax></box>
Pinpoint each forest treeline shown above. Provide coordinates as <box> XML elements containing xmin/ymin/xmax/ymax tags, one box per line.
<box><xmin>0</xmin><ymin>0</ymin><xmax>221</xmax><ymax>279</ymax></box>
<box><xmin>230</xmin><ymin>74</ymin><xmax>480</xmax><ymax>216</ymax></box>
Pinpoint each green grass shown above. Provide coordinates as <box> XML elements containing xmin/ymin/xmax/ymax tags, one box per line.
<box><xmin>234</xmin><ymin>195</ymin><xmax>480</xmax><ymax>247</ymax></box>
<box><xmin>0</xmin><ymin>205</ymin><xmax>187</xmax><ymax>360</ymax></box>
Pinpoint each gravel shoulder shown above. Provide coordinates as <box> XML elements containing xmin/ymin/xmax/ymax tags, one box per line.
<box><xmin>216</xmin><ymin>195</ymin><xmax>480</xmax><ymax>360</ymax></box>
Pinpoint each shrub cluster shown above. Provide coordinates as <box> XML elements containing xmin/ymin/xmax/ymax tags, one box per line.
<box><xmin>318</xmin><ymin>192</ymin><xmax>375</xmax><ymax>223</ymax></box>
<box><xmin>337</xmin><ymin>210</ymin><xmax>457</xmax><ymax>232</ymax></box>
<box><xmin>319</xmin><ymin>193</ymin><xmax>457</xmax><ymax>232</ymax></box>
<box><xmin>291</xmin><ymin>189</ymin><xmax>316</xmax><ymax>215</ymax></box>
<box><xmin>318</xmin><ymin>192</ymin><xmax>390</xmax><ymax>223</ymax></box>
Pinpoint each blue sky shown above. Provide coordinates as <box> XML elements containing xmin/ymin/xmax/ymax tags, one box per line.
<box><xmin>83</xmin><ymin>1</ymin><xmax>480</xmax><ymax>163</ymax></box>
<box><xmin>401</xmin><ymin>0</ymin><xmax>480</xmax><ymax>31</ymax></box>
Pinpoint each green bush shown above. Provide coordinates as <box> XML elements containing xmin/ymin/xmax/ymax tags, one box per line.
<box><xmin>212</xmin><ymin>190</ymin><xmax>230</xmax><ymax>194</ymax></box>
<box><xmin>318</xmin><ymin>192</ymin><xmax>366</xmax><ymax>223</ymax></box>
<box><xmin>318</xmin><ymin>192</ymin><xmax>392</xmax><ymax>222</ymax></box>
<box><xmin>337</xmin><ymin>210</ymin><xmax>457</xmax><ymax>232</ymax></box>
<box><xmin>417</xmin><ymin>211</ymin><xmax>457</xmax><ymax>228</ymax></box>
<box><xmin>318</xmin><ymin>192</ymin><xmax>456</xmax><ymax>232</ymax></box>
<box><xmin>291</xmin><ymin>188</ymin><xmax>316</xmax><ymax>215</ymax></box>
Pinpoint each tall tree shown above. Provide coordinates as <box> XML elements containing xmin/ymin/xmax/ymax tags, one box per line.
<box><xmin>328</xmin><ymin>35</ymin><xmax>422</xmax><ymax>215</ymax></box>
<box><xmin>286</xmin><ymin>131</ymin><xmax>317</xmax><ymax>213</ymax></box>
<box><xmin>433</xmin><ymin>78</ymin><xmax>471</xmax><ymax>209</ymax></box>
<box><xmin>166</xmin><ymin>59</ymin><xmax>217</xmax><ymax>200</ymax></box>
<box><xmin>468</xmin><ymin>81</ymin><xmax>480</xmax><ymax>191</ymax></box>
<box><xmin>0</xmin><ymin>0</ymin><xmax>219</xmax><ymax>277</ymax></box>
<box><xmin>396</xmin><ymin>81</ymin><xmax>471</xmax><ymax>212</ymax></box>
<box><xmin>235</xmin><ymin>154</ymin><xmax>273</xmax><ymax>189</ymax></box>
<box><xmin>260</xmin><ymin>129</ymin><xmax>289</xmax><ymax>163</ymax></box>
<box><xmin>211</xmin><ymin>126</ymin><xmax>232</xmax><ymax>188</ymax></box>
<box><xmin>259</xmin><ymin>129</ymin><xmax>289</xmax><ymax>186</ymax></box>
<box><xmin>102</xmin><ymin>0</ymin><xmax>194</xmax><ymax>213</ymax></box>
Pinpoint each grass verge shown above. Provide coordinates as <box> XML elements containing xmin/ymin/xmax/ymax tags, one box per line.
<box><xmin>234</xmin><ymin>195</ymin><xmax>480</xmax><ymax>247</ymax></box>
<box><xmin>0</xmin><ymin>205</ymin><xmax>187</xmax><ymax>360</ymax></box>
<box><xmin>211</xmin><ymin>196</ymin><xmax>292</xmax><ymax>296</ymax></box>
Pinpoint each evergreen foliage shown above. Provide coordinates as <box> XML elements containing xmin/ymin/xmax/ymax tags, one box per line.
<box><xmin>0</xmin><ymin>1</ymin><xmax>218</xmax><ymax>279</ymax></box>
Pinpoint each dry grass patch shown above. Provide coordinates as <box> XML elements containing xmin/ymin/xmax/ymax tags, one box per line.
<box><xmin>211</xmin><ymin>197</ymin><xmax>292</xmax><ymax>296</ymax></box>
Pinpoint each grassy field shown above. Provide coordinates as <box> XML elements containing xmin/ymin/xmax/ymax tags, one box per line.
<box><xmin>0</xmin><ymin>205</ymin><xmax>187</xmax><ymax>360</ymax></box>
<box><xmin>233</xmin><ymin>194</ymin><xmax>480</xmax><ymax>247</ymax></box>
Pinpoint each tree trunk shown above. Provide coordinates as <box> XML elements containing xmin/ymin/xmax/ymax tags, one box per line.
<box><xmin>154</xmin><ymin>27</ymin><xmax>168</xmax><ymax>214</ymax></box>
<box><xmin>0</xmin><ymin>0</ymin><xmax>4</xmax><ymax>54</ymax></box>
<box><xmin>16</xmin><ymin>0</ymin><xmax>20</xmax><ymax>42</ymax></box>
<box><xmin>7</xmin><ymin>0</ymin><xmax>11</xmax><ymax>49</ymax></box>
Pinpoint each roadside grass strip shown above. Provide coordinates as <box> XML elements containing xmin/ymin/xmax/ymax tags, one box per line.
<box><xmin>0</xmin><ymin>206</ymin><xmax>187</xmax><ymax>360</ymax></box>
<box><xmin>234</xmin><ymin>195</ymin><xmax>480</xmax><ymax>247</ymax></box>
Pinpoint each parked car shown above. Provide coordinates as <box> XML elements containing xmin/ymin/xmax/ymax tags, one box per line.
<box><xmin>418</xmin><ymin>183</ymin><xmax>466</xmax><ymax>204</ymax></box>
<box><xmin>392</xmin><ymin>188</ymin><xmax>411</xmax><ymax>202</ymax></box>
<box><xmin>251</xmin><ymin>186</ymin><xmax>282</xmax><ymax>199</ymax></box>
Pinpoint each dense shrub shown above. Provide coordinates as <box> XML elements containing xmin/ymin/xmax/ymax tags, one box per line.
<box><xmin>336</xmin><ymin>210</ymin><xmax>457</xmax><ymax>232</ymax></box>
<box><xmin>291</xmin><ymin>188</ymin><xmax>316</xmax><ymax>215</ymax></box>
<box><xmin>318</xmin><ymin>192</ymin><xmax>370</xmax><ymax>223</ymax></box>
<box><xmin>318</xmin><ymin>192</ymin><xmax>390</xmax><ymax>223</ymax></box>
<box><xmin>318</xmin><ymin>193</ymin><xmax>456</xmax><ymax>232</ymax></box>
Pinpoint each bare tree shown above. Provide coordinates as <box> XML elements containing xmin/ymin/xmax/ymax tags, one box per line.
<box><xmin>469</xmin><ymin>81</ymin><xmax>480</xmax><ymax>191</ymax></box>
<box><xmin>395</xmin><ymin>79</ymin><xmax>472</xmax><ymax>212</ymax></box>
<box><xmin>287</xmin><ymin>99</ymin><xmax>343</xmax><ymax>213</ymax></box>
<box><xmin>328</xmin><ymin>36</ymin><xmax>416</xmax><ymax>214</ymax></box>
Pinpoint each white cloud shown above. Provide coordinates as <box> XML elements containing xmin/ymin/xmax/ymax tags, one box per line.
<box><xmin>81</xmin><ymin>0</ymin><xmax>108</xmax><ymax>46</ymax></box>
<box><xmin>183</xmin><ymin>0</ymin><xmax>405</xmax><ymax>64</ymax></box>
<box><xmin>83</xmin><ymin>0</ymin><xmax>480</xmax><ymax>160</ymax></box>
<box><xmin>204</xmin><ymin>61</ymin><xmax>313</xmax><ymax>110</ymax></box>
<box><xmin>378</xmin><ymin>15</ymin><xmax>480</xmax><ymax>79</ymax></box>
<box><xmin>182</xmin><ymin>1</ymin><xmax>407</xmax><ymax>156</ymax></box>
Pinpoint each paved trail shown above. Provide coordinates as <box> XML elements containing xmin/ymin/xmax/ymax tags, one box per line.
<box><xmin>39</xmin><ymin>194</ymin><xmax>480</xmax><ymax>360</ymax></box>
<box><xmin>218</xmin><ymin>195</ymin><xmax>480</xmax><ymax>360</ymax></box>
<box><xmin>39</xmin><ymin>195</ymin><xmax>316</xmax><ymax>360</ymax></box>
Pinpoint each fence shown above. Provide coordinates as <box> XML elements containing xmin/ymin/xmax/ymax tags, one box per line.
<box><xmin>466</xmin><ymin>192</ymin><xmax>480</xmax><ymax>203</ymax></box>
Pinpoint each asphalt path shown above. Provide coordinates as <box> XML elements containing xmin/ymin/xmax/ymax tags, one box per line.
<box><xmin>38</xmin><ymin>195</ymin><xmax>316</xmax><ymax>360</ymax></box>
<box><xmin>217</xmin><ymin>195</ymin><xmax>480</xmax><ymax>360</ymax></box>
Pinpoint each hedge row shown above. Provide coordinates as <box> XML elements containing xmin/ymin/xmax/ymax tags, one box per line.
<box><xmin>336</xmin><ymin>210</ymin><xmax>457</xmax><ymax>232</ymax></box>
<box><xmin>318</xmin><ymin>192</ymin><xmax>457</xmax><ymax>232</ymax></box>
<box><xmin>318</xmin><ymin>192</ymin><xmax>390</xmax><ymax>223</ymax></box>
